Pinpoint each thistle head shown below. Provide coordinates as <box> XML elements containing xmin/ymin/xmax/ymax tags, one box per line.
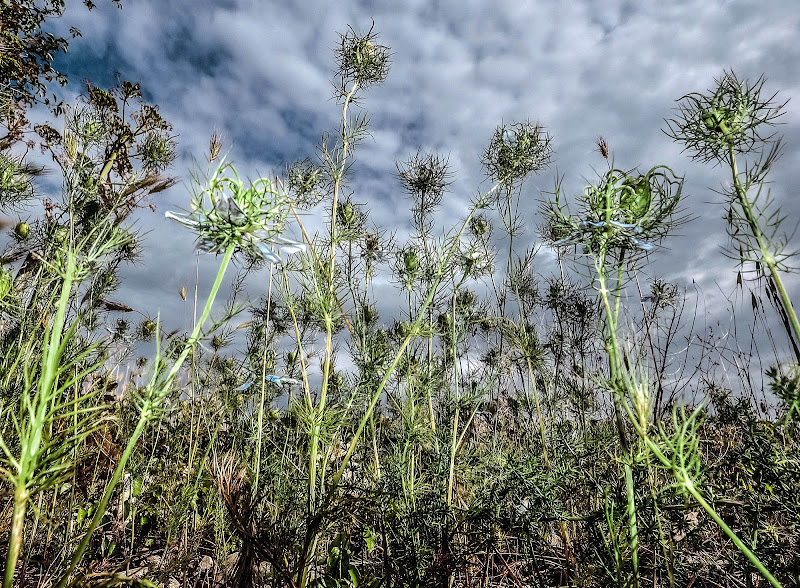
<box><xmin>166</xmin><ymin>161</ymin><xmax>303</xmax><ymax>263</ymax></box>
<box><xmin>663</xmin><ymin>69</ymin><xmax>788</xmax><ymax>163</ymax></box>
<box><xmin>481</xmin><ymin>120</ymin><xmax>553</xmax><ymax>193</ymax></box>
<box><xmin>335</xmin><ymin>21</ymin><xmax>390</xmax><ymax>90</ymax></box>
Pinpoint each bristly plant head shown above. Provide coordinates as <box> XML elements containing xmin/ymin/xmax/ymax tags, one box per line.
<box><xmin>662</xmin><ymin>69</ymin><xmax>788</xmax><ymax>165</ymax></box>
<box><xmin>0</xmin><ymin>151</ymin><xmax>47</xmax><ymax>209</ymax></box>
<box><xmin>334</xmin><ymin>20</ymin><xmax>391</xmax><ymax>96</ymax></box>
<box><xmin>286</xmin><ymin>157</ymin><xmax>328</xmax><ymax>208</ymax></box>
<box><xmin>397</xmin><ymin>150</ymin><xmax>454</xmax><ymax>232</ymax></box>
<box><xmin>165</xmin><ymin>160</ymin><xmax>306</xmax><ymax>264</ymax></box>
<box><xmin>481</xmin><ymin>120</ymin><xmax>553</xmax><ymax>194</ymax></box>
<box><xmin>544</xmin><ymin>165</ymin><xmax>687</xmax><ymax>261</ymax></box>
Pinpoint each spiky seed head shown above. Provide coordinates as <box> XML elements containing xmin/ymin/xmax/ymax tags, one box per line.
<box><xmin>338</xmin><ymin>202</ymin><xmax>358</xmax><ymax>228</ymax></box>
<box><xmin>403</xmin><ymin>250</ymin><xmax>420</xmax><ymax>272</ymax></box>
<box><xmin>470</xmin><ymin>215</ymin><xmax>489</xmax><ymax>236</ymax></box>
<box><xmin>141</xmin><ymin>320</ymin><xmax>157</xmax><ymax>339</ymax></box>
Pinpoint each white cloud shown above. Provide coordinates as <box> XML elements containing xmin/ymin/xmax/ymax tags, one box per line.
<box><xmin>21</xmin><ymin>0</ymin><xmax>800</xmax><ymax>389</ymax></box>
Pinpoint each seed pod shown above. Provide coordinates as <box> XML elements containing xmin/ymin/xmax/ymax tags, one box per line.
<box><xmin>701</xmin><ymin>111</ymin><xmax>720</xmax><ymax>130</ymax></box>
<box><xmin>14</xmin><ymin>222</ymin><xmax>30</xmax><ymax>240</ymax></box>
<box><xmin>53</xmin><ymin>226</ymin><xmax>69</xmax><ymax>243</ymax></box>
<box><xmin>338</xmin><ymin>202</ymin><xmax>358</xmax><ymax>228</ymax></box>
<box><xmin>360</xmin><ymin>40</ymin><xmax>376</xmax><ymax>63</ymax></box>
<box><xmin>620</xmin><ymin>175</ymin><xmax>652</xmax><ymax>221</ymax></box>
<box><xmin>403</xmin><ymin>250</ymin><xmax>420</xmax><ymax>272</ymax></box>
<box><xmin>701</xmin><ymin>107</ymin><xmax>733</xmax><ymax>134</ymax></box>
<box><xmin>362</xmin><ymin>303</ymin><xmax>378</xmax><ymax>325</ymax></box>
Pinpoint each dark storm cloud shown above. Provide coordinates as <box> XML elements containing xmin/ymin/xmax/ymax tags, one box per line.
<box><xmin>24</xmin><ymin>0</ymin><xmax>799</xmax><ymax>383</ymax></box>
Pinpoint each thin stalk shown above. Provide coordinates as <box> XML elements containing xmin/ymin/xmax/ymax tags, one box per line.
<box><xmin>55</xmin><ymin>244</ymin><xmax>236</xmax><ymax>588</ymax></box>
<box><xmin>684</xmin><ymin>479</ymin><xmax>782</xmax><ymax>588</ymax></box>
<box><xmin>446</xmin><ymin>288</ymin><xmax>460</xmax><ymax>507</ymax></box>
<box><xmin>253</xmin><ymin>263</ymin><xmax>275</xmax><ymax>496</ymax></box>
<box><xmin>526</xmin><ymin>350</ymin><xmax>549</xmax><ymax>468</ymax></box>
<box><xmin>447</xmin><ymin>408</ymin><xmax>460</xmax><ymax>507</ymax></box>
<box><xmin>728</xmin><ymin>145</ymin><xmax>800</xmax><ymax>353</ymax></box>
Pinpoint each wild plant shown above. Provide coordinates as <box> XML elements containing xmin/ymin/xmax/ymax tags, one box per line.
<box><xmin>662</xmin><ymin>70</ymin><xmax>798</xmax><ymax>360</ymax></box>
<box><xmin>0</xmin><ymin>80</ymin><xmax>177</xmax><ymax>586</ymax></box>
<box><xmin>0</xmin><ymin>227</ymin><xmax>129</xmax><ymax>587</ymax></box>
<box><xmin>543</xmin><ymin>155</ymin><xmax>687</xmax><ymax>585</ymax></box>
<box><xmin>4</xmin><ymin>10</ymin><xmax>800</xmax><ymax>585</ymax></box>
<box><xmin>657</xmin><ymin>69</ymin><xmax>800</xmax><ymax>587</ymax></box>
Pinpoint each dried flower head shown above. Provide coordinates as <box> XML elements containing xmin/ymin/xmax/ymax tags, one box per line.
<box><xmin>596</xmin><ymin>136</ymin><xmax>609</xmax><ymax>159</ymax></box>
<box><xmin>209</xmin><ymin>130</ymin><xmax>223</xmax><ymax>163</ymax></box>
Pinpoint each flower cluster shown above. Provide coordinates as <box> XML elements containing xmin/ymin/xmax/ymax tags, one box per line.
<box><xmin>166</xmin><ymin>161</ymin><xmax>307</xmax><ymax>264</ymax></box>
<box><xmin>545</xmin><ymin>166</ymin><xmax>685</xmax><ymax>257</ymax></box>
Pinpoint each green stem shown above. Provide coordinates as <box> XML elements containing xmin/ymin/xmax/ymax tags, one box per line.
<box><xmin>624</xmin><ymin>461</ymin><xmax>640</xmax><ymax>587</ymax></box>
<box><xmin>253</xmin><ymin>263</ymin><xmax>275</xmax><ymax>497</ymax></box>
<box><xmin>447</xmin><ymin>407</ymin><xmax>459</xmax><ymax>507</ymax></box>
<box><xmin>3</xmin><ymin>255</ymin><xmax>77</xmax><ymax>588</ymax></box>
<box><xmin>595</xmin><ymin>249</ymin><xmax>640</xmax><ymax>587</ymax></box>
<box><xmin>56</xmin><ymin>244</ymin><xmax>235</xmax><ymax>587</ymax></box>
<box><xmin>728</xmin><ymin>146</ymin><xmax>800</xmax><ymax>356</ymax></box>
<box><xmin>3</xmin><ymin>486</ymin><xmax>29</xmax><ymax>588</ymax></box>
<box><xmin>685</xmin><ymin>480</ymin><xmax>783</xmax><ymax>588</ymax></box>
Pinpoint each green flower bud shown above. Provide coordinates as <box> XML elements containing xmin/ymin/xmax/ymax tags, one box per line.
<box><xmin>620</xmin><ymin>176</ymin><xmax>652</xmax><ymax>221</ymax></box>
<box><xmin>403</xmin><ymin>250</ymin><xmax>420</xmax><ymax>272</ymax></box>
<box><xmin>14</xmin><ymin>222</ymin><xmax>30</xmax><ymax>240</ymax></box>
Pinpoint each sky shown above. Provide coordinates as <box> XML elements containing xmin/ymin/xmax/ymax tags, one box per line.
<box><xmin>21</xmin><ymin>0</ymin><xmax>800</xmax><ymax>395</ymax></box>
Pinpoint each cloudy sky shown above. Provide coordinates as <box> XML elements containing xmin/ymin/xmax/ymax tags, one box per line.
<box><xmin>25</xmin><ymin>0</ymin><xmax>800</xmax><ymax>392</ymax></box>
